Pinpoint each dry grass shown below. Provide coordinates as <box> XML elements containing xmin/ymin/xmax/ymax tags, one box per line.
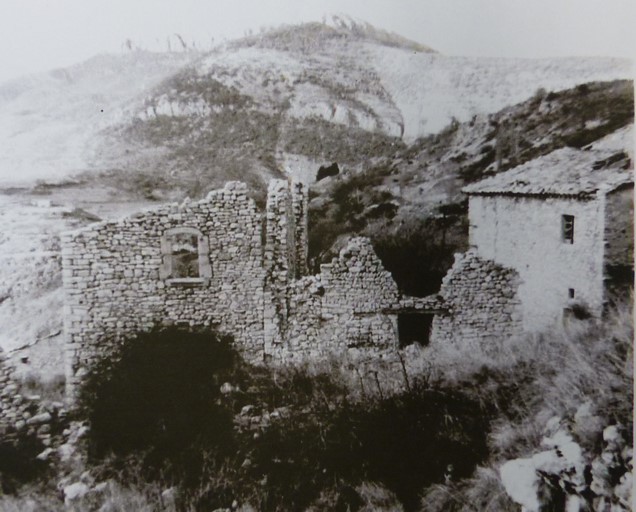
<box><xmin>414</xmin><ymin>297</ymin><xmax>633</xmax><ymax>509</ymax></box>
<box><xmin>420</xmin><ymin>466</ymin><xmax>518</xmax><ymax>512</ymax></box>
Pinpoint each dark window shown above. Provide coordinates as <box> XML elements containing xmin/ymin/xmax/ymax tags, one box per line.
<box><xmin>562</xmin><ymin>215</ymin><xmax>574</xmax><ymax>244</ymax></box>
<box><xmin>397</xmin><ymin>314</ymin><xmax>433</xmax><ymax>348</ymax></box>
<box><xmin>568</xmin><ymin>288</ymin><xmax>575</xmax><ymax>299</ymax></box>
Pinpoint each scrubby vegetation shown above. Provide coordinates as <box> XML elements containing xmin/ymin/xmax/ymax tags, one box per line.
<box><xmin>73</xmin><ymin>327</ymin><xmax>492</xmax><ymax>511</ymax></box>
<box><xmin>282</xmin><ymin>117</ymin><xmax>405</xmax><ymax>168</ymax></box>
<box><xmin>231</xmin><ymin>17</ymin><xmax>435</xmax><ymax>54</ymax></box>
<box><xmin>417</xmin><ymin>298</ymin><xmax>633</xmax><ymax>510</ymax></box>
<box><xmin>0</xmin><ymin>298</ymin><xmax>632</xmax><ymax>510</ymax></box>
<box><xmin>0</xmin><ymin>434</ymin><xmax>50</xmax><ymax>495</ymax></box>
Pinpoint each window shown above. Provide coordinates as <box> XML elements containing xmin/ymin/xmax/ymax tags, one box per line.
<box><xmin>562</xmin><ymin>215</ymin><xmax>574</xmax><ymax>244</ymax></box>
<box><xmin>568</xmin><ymin>288</ymin><xmax>575</xmax><ymax>299</ymax></box>
<box><xmin>397</xmin><ymin>313</ymin><xmax>433</xmax><ymax>348</ymax></box>
<box><xmin>160</xmin><ymin>227</ymin><xmax>211</xmax><ymax>284</ymax></box>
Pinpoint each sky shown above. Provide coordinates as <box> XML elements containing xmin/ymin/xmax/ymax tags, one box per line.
<box><xmin>0</xmin><ymin>0</ymin><xmax>633</xmax><ymax>84</ymax></box>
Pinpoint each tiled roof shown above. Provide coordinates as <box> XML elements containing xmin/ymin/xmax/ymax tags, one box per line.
<box><xmin>462</xmin><ymin>147</ymin><xmax>633</xmax><ymax>198</ymax></box>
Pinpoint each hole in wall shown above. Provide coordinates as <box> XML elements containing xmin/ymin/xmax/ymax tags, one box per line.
<box><xmin>397</xmin><ymin>313</ymin><xmax>433</xmax><ymax>348</ymax></box>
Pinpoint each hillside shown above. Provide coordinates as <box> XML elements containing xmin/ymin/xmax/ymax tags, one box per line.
<box><xmin>96</xmin><ymin>28</ymin><xmax>630</xmax><ymax>200</ymax></box>
<box><xmin>0</xmin><ymin>18</ymin><xmax>630</xmax><ymax>200</ymax></box>
<box><xmin>308</xmin><ymin>79</ymin><xmax>634</xmax><ymax>295</ymax></box>
<box><xmin>0</xmin><ymin>51</ymin><xmax>199</xmax><ymax>185</ymax></box>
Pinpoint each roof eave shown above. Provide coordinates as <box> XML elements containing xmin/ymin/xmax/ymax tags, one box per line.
<box><xmin>463</xmin><ymin>190</ymin><xmax>598</xmax><ymax>200</ymax></box>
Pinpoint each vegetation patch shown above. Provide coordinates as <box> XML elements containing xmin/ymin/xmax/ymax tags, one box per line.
<box><xmin>0</xmin><ymin>434</ymin><xmax>49</xmax><ymax>494</ymax></box>
<box><xmin>77</xmin><ymin>327</ymin><xmax>493</xmax><ymax>511</ymax></box>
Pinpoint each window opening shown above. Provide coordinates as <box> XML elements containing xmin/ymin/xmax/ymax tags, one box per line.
<box><xmin>160</xmin><ymin>227</ymin><xmax>211</xmax><ymax>284</ymax></box>
<box><xmin>562</xmin><ymin>215</ymin><xmax>574</xmax><ymax>244</ymax></box>
<box><xmin>568</xmin><ymin>288</ymin><xmax>575</xmax><ymax>299</ymax></box>
<box><xmin>397</xmin><ymin>313</ymin><xmax>433</xmax><ymax>348</ymax></box>
<box><xmin>171</xmin><ymin>232</ymin><xmax>199</xmax><ymax>278</ymax></box>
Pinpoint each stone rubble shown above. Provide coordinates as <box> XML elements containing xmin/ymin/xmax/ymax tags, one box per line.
<box><xmin>0</xmin><ymin>346</ymin><xmax>66</xmax><ymax>446</ymax></box>
<box><xmin>500</xmin><ymin>414</ymin><xmax>633</xmax><ymax>511</ymax></box>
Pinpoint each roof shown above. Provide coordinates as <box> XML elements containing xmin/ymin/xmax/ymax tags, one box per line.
<box><xmin>462</xmin><ymin>147</ymin><xmax>633</xmax><ymax>198</ymax></box>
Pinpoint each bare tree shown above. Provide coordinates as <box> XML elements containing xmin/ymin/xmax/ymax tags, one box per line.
<box><xmin>175</xmin><ymin>33</ymin><xmax>188</xmax><ymax>51</ymax></box>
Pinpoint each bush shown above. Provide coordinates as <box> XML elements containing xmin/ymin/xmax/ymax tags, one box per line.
<box><xmin>0</xmin><ymin>435</ymin><xmax>49</xmax><ymax>494</ymax></box>
<box><xmin>79</xmin><ymin>328</ymin><xmax>245</xmax><ymax>475</ymax></box>
<box><xmin>371</xmin><ymin>214</ymin><xmax>468</xmax><ymax>297</ymax></box>
<box><xmin>77</xmin><ymin>327</ymin><xmax>494</xmax><ymax>511</ymax></box>
<box><xmin>418</xmin><ymin>299</ymin><xmax>633</xmax><ymax>510</ymax></box>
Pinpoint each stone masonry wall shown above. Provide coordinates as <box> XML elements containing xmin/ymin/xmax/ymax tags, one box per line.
<box><xmin>275</xmin><ymin>238</ymin><xmax>400</xmax><ymax>361</ymax></box>
<box><xmin>430</xmin><ymin>250</ymin><xmax>522</xmax><ymax>348</ymax></box>
<box><xmin>62</xmin><ymin>182</ymin><xmax>266</xmax><ymax>396</ymax></box>
<box><xmin>291</xmin><ymin>181</ymin><xmax>309</xmax><ymax>278</ymax></box>
<box><xmin>604</xmin><ymin>186</ymin><xmax>634</xmax><ymax>269</ymax></box>
<box><xmin>263</xmin><ymin>180</ymin><xmax>307</xmax><ymax>346</ymax></box>
<box><xmin>0</xmin><ymin>348</ymin><xmax>61</xmax><ymax>445</ymax></box>
<box><xmin>468</xmin><ymin>194</ymin><xmax>605</xmax><ymax>331</ymax></box>
<box><xmin>62</xmin><ymin>180</ymin><xmax>414</xmax><ymax>399</ymax></box>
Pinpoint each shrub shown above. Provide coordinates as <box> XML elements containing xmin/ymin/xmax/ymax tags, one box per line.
<box><xmin>371</xmin><ymin>214</ymin><xmax>468</xmax><ymax>297</ymax></box>
<box><xmin>78</xmin><ymin>327</ymin><xmax>245</xmax><ymax>476</ymax></box>
<box><xmin>77</xmin><ymin>326</ymin><xmax>494</xmax><ymax>511</ymax></box>
<box><xmin>0</xmin><ymin>434</ymin><xmax>49</xmax><ymax>494</ymax></box>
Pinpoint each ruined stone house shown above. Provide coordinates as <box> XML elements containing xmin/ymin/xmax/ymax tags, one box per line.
<box><xmin>61</xmin><ymin>146</ymin><xmax>633</xmax><ymax>397</ymax></box>
<box><xmin>432</xmin><ymin>147</ymin><xmax>633</xmax><ymax>346</ymax></box>
<box><xmin>61</xmin><ymin>180</ymin><xmax>441</xmax><ymax>397</ymax></box>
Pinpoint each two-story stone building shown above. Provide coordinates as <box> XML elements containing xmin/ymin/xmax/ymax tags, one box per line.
<box><xmin>432</xmin><ymin>147</ymin><xmax>633</xmax><ymax>346</ymax></box>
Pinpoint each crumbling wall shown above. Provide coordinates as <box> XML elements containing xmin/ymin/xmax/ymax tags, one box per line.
<box><xmin>0</xmin><ymin>348</ymin><xmax>60</xmax><ymax>444</ymax></box>
<box><xmin>430</xmin><ymin>250</ymin><xmax>522</xmax><ymax>348</ymax></box>
<box><xmin>276</xmin><ymin>238</ymin><xmax>400</xmax><ymax>360</ymax></box>
<box><xmin>62</xmin><ymin>180</ymin><xmax>410</xmax><ymax>399</ymax></box>
<box><xmin>291</xmin><ymin>181</ymin><xmax>309</xmax><ymax>278</ymax></box>
<box><xmin>62</xmin><ymin>182</ymin><xmax>266</xmax><ymax>396</ymax></box>
<box><xmin>263</xmin><ymin>180</ymin><xmax>309</xmax><ymax>347</ymax></box>
<box><xmin>0</xmin><ymin>349</ymin><xmax>22</xmax><ymax>433</ymax></box>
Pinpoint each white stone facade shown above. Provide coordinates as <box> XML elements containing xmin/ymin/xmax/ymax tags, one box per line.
<box><xmin>433</xmin><ymin>147</ymin><xmax>634</xmax><ymax>346</ymax></box>
<box><xmin>467</xmin><ymin>194</ymin><xmax>606</xmax><ymax>331</ymax></box>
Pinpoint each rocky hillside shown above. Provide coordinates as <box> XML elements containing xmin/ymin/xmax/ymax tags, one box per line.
<box><xmin>0</xmin><ymin>17</ymin><xmax>630</xmax><ymax>201</ymax></box>
<box><xmin>308</xmin><ymin>79</ymin><xmax>634</xmax><ymax>294</ymax></box>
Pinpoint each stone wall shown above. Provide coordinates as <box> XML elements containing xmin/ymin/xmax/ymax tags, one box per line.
<box><xmin>62</xmin><ymin>182</ymin><xmax>267</xmax><ymax>396</ymax></box>
<box><xmin>277</xmin><ymin>238</ymin><xmax>400</xmax><ymax>360</ymax></box>
<box><xmin>604</xmin><ymin>186</ymin><xmax>634</xmax><ymax>269</ymax></box>
<box><xmin>468</xmin><ymin>194</ymin><xmax>605</xmax><ymax>331</ymax></box>
<box><xmin>430</xmin><ymin>250</ymin><xmax>522</xmax><ymax>348</ymax></box>
<box><xmin>290</xmin><ymin>181</ymin><xmax>309</xmax><ymax>278</ymax></box>
<box><xmin>62</xmin><ymin>180</ymin><xmax>411</xmax><ymax>399</ymax></box>
<box><xmin>61</xmin><ymin>176</ymin><xmax>493</xmax><ymax>398</ymax></box>
<box><xmin>262</xmin><ymin>180</ymin><xmax>309</xmax><ymax>347</ymax></box>
<box><xmin>0</xmin><ymin>348</ymin><xmax>61</xmax><ymax>445</ymax></box>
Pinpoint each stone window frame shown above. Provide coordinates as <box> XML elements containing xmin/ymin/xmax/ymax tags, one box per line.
<box><xmin>159</xmin><ymin>226</ymin><xmax>212</xmax><ymax>286</ymax></box>
<box><xmin>561</xmin><ymin>214</ymin><xmax>574</xmax><ymax>244</ymax></box>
